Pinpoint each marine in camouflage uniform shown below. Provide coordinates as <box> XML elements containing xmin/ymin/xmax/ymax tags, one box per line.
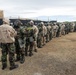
<box><xmin>61</xmin><ymin>23</ymin><xmax>65</xmax><ymax>35</ymax></box>
<box><xmin>49</xmin><ymin>24</ymin><xmax>53</xmax><ymax>40</ymax></box>
<box><xmin>65</xmin><ymin>23</ymin><xmax>69</xmax><ymax>34</ymax></box>
<box><xmin>53</xmin><ymin>23</ymin><xmax>58</xmax><ymax>38</ymax></box>
<box><xmin>70</xmin><ymin>22</ymin><xmax>75</xmax><ymax>32</ymax></box>
<box><xmin>37</xmin><ymin>23</ymin><xmax>43</xmax><ymax>48</ymax></box>
<box><xmin>46</xmin><ymin>23</ymin><xmax>52</xmax><ymax>42</ymax></box>
<box><xmin>14</xmin><ymin>20</ymin><xmax>25</xmax><ymax>64</ymax></box>
<box><xmin>25</xmin><ymin>22</ymin><xmax>34</xmax><ymax>56</ymax></box>
<box><xmin>56</xmin><ymin>23</ymin><xmax>61</xmax><ymax>37</ymax></box>
<box><xmin>41</xmin><ymin>22</ymin><xmax>47</xmax><ymax>46</ymax></box>
<box><xmin>31</xmin><ymin>21</ymin><xmax>39</xmax><ymax>52</ymax></box>
<box><xmin>0</xmin><ymin>18</ymin><xmax>18</xmax><ymax>70</ymax></box>
<box><xmin>1</xmin><ymin>43</ymin><xmax>17</xmax><ymax>70</ymax></box>
<box><xmin>50</xmin><ymin>24</ymin><xmax>53</xmax><ymax>40</ymax></box>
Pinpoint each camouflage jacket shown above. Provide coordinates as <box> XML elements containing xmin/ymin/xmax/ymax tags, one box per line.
<box><xmin>16</xmin><ymin>26</ymin><xmax>25</xmax><ymax>39</ymax></box>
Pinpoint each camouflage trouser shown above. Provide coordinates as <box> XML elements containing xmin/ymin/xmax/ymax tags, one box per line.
<box><xmin>25</xmin><ymin>37</ymin><xmax>34</xmax><ymax>56</ymax></box>
<box><xmin>37</xmin><ymin>33</ymin><xmax>43</xmax><ymax>48</ymax></box>
<box><xmin>62</xmin><ymin>30</ymin><xmax>65</xmax><ymax>35</ymax></box>
<box><xmin>71</xmin><ymin>28</ymin><xmax>74</xmax><ymax>32</ymax></box>
<box><xmin>53</xmin><ymin>30</ymin><xmax>57</xmax><ymax>38</ymax></box>
<box><xmin>65</xmin><ymin>29</ymin><xmax>68</xmax><ymax>34</ymax></box>
<box><xmin>15</xmin><ymin>38</ymin><xmax>20</xmax><ymax>60</ymax></box>
<box><xmin>49</xmin><ymin>32</ymin><xmax>52</xmax><ymax>40</ymax></box>
<box><xmin>15</xmin><ymin>38</ymin><xmax>25</xmax><ymax>61</ymax></box>
<box><xmin>59</xmin><ymin>31</ymin><xmax>61</xmax><ymax>37</ymax></box>
<box><xmin>56</xmin><ymin>30</ymin><xmax>60</xmax><ymax>37</ymax></box>
<box><xmin>33</xmin><ymin>35</ymin><xmax>38</xmax><ymax>50</ymax></box>
<box><xmin>67</xmin><ymin>29</ymin><xmax>69</xmax><ymax>34</ymax></box>
<box><xmin>42</xmin><ymin>35</ymin><xmax>46</xmax><ymax>46</ymax></box>
<box><xmin>46</xmin><ymin>33</ymin><xmax>50</xmax><ymax>42</ymax></box>
<box><xmin>1</xmin><ymin>43</ymin><xmax>15</xmax><ymax>67</ymax></box>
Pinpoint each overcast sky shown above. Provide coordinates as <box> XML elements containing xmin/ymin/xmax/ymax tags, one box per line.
<box><xmin>0</xmin><ymin>0</ymin><xmax>76</xmax><ymax>21</ymax></box>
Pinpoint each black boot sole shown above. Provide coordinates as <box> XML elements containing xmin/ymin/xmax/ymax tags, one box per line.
<box><xmin>10</xmin><ymin>65</ymin><xmax>18</xmax><ymax>70</ymax></box>
<box><xmin>2</xmin><ymin>66</ymin><xmax>7</xmax><ymax>70</ymax></box>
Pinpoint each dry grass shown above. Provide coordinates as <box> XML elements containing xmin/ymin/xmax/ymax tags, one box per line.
<box><xmin>0</xmin><ymin>32</ymin><xmax>76</xmax><ymax>75</ymax></box>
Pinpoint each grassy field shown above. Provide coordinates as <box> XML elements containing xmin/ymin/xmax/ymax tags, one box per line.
<box><xmin>0</xmin><ymin>33</ymin><xmax>76</xmax><ymax>75</ymax></box>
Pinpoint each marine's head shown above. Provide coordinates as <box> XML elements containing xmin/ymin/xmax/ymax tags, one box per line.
<box><xmin>40</xmin><ymin>22</ymin><xmax>44</xmax><ymax>26</ymax></box>
<box><xmin>47</xmin><ymin>22</ymin><xmax>50</xmax><ymax>26</ymax></box>
<box><xmin>3</xmin><ymin>18</ymin><xmax>10</xmax><ymax>25</ymax></box>
<box><xmin>13</xmin><ymin>20</ymin><xmax>23</xmax><ymax>29</ymax></box>
<box><xmin>54</xmin><ymin>22</ymin><xmax>56</xmax><ymax>25</ymax></box>
<box><xmin>29</xmin><ymin>20</ymin><xmax>34</xmax><ymax>26</ymax></box>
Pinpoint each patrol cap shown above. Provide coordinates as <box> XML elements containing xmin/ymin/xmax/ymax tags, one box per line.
<box><xmin>41</xmin><ymin>22</ymin><xmax>44</xmax><ymax>25</ymax></box>
<box><xmin>54</xmin><ymin>22</ymin><xmax>56</xmax><ymax>25</ymax></box>
<box><xmin>3</xmin><ymin>18</ymin><xmax>10</xmax><ymax>24</ymax></box>
<box><xmin>62</xmin><ymin>23</ymin><xmax>64</xmax><ymax>25</ymax></box>
<box><xmin>47</xmin><ymin>22</ymin><xmax>50</xmax><ymax>25</ymax></box>
<box><xmin>29</xmin><ymin>20</ymin><xmax>34</xmax><ymax>24</ymax></box>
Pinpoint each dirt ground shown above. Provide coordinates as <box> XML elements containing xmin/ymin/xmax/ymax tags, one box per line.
<box><xmin>0</xmin><ymin>32</ymin><xmax>76</xmax><ymax>75</ymax></box>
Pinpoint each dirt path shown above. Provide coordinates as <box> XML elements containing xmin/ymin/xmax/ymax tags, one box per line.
<box><xmin>0</xmin><ymin>33</ymin><xmax>76</xmax><ymax>75</ymax></box>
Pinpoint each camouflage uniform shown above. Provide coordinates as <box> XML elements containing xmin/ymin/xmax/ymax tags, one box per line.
<box><xmin>33</xmin><ymin>25</ymin><xmax>39</xmax><ymax>52</ymax></box>
<box><xmin>1</xmin><ymin>43</ymin><xmax>16</xmax><ymax>69</ymax></box>
<box><xmin>70</xmin><ymin>23</ymin><xmax>75</xmax><ymax>32</ymax></box>
<box><xmin>65</xmin><ymin>23</ymin><xmax>69</xmax><ymax>34</ymax></box>
<box><xmin>42</xmin><ymin>23</ymin><xmax>47</xmax><ymax>46</ymax></box>
<box><xmin>53</xmin><ymin>23</ymin><xmax>58</xmax><ymax>38</ymax></box>
<box><xmin>38</xmin><ymin>22</ymin><xmax>47</xmax><ymax>46</ymax></box>
<box><xmin>46</xmin><ymin>25</ymin><xmax>49</xmax><ymax>42</ymax></box>
<box><xmin>0</xmin><ymin>18</ymin><xmax>18</xmax><ymax>70</ymax></box>
<box><xmin>46</xmin><ymin>23</ymin><xmax>52</xmax><ymax>42</ymax></box>
<box><xmin>14</xmin><ymin>20</ymin><xmax>25</xmax><ymax>63</ymax></box>
<box><xmin>16</xmin><ymin>27</ymin><xmax>25</xmax><ymax>63</ymax></box>
<box><xmin>25</xmin><ymin>25</ymin><xmax>34</xmax><ymax>56</ymax></box>
<box><xmin>61</xmin><ymin>24</ymin><xmax>65</xmax><ymax>35</ymax></box>
<box><xmin>50</xmin><ymin>24</ymin><xmax>54</xmax><ymax>39</ymax></box>
<box><xmin>37</xmin><ymin>24</ymin><xmax>43</xmax><ymax>48</ymax></box>
<box><xmin>74</xmin><ymin>23</ymin><xmax>76</xmax><ymax>32</ymax></box>
<box><xmin>56</xmin><ymin>23</ymin><xmax>61</xmax><ymax>37</ymax></box>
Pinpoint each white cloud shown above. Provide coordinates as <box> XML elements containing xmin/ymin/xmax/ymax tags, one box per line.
<box><xmin>0</xmin><ymin>0</ymin><xmax>76</xmax><ymax>21</ymax></box>
<box><xmin>11</xmin><ymin>7</ymin><xmax>76</xmax><ymax>18</ymax></box>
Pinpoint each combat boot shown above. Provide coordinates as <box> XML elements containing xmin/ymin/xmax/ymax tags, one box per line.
<box><xmin>15</xmin><ymin>56</ymin><xmax>20</xmax><ymax>62</ymax></box>
<box><xmin>29</xmin><ymin>52</ymin><xmax>33</xmax><ymax>57</ymax></box>
<box><xmin>42</xmin><ymin>43</ymin><xmax>45</xmax><ymax>46</ymax></box>
<box><xmin>20</xmin><ymin>55</ymin><xmax>25</xmax><ymax>64</ymax></box>
<box><xmin>39</xmin><ymin>44</ymin><xmax>43</xmax><ymax>48</ymax></box>
<box><xmin>2</xmin><ymin>64</ymin><xmax>7</xmax><ymax>70</ymax></box>
<box><xmin>25</xmin><ymin>47</ymin><xmax>28</xmax><ymax>56</ymax></box>
<box><xmin>9</xmin><ymin>64</ymin><xmax>18</xmax><ymax>70</ymax></box>
<box><xmin>25</xmin><ymin>52</ymin><xmax>28</xmax><ymax>56</ymax></box>
<box><xmin>39</xmin><ymin>46</ymin><xmax>42</xmax><ymax>48</ymax></box>
<box><xmin>34</xmin><ymin>49</ymin><xmax>37</xmax><ymax>52</ymax></box>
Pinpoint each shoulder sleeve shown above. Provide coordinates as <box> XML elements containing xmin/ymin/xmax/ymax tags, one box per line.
<box><xmin>11</xmin><ymin>26</ymin><xmax>17</xmax><ymax>37</ymax></box>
